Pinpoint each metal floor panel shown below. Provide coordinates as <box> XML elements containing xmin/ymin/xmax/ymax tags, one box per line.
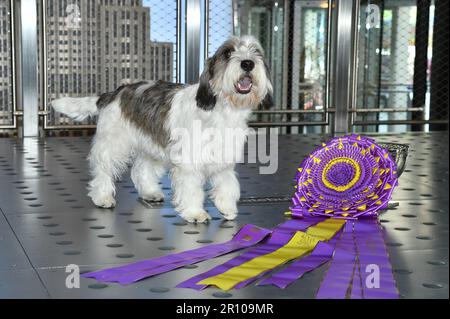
<box><xmin>0</xmin><ymin>213</ymin><xmax>34</xmax><ymax>271</ymax></box>
<box><xmin>4</xmin><ymin>203</ymin><xmax>290</xmax><ymax>269</ymax></box>
<box><xmin>0</xmin><ymin>269</ymin><xmax>49</xmax><ymax>299</ymax></box>
<box><xmin>0</xmin><ymin>132</ymin><xmax>448</xmax><ymax>299</ymax></box>
<box><xmin>34</xmin><ymin>259</ymin><xmax>329</xmax><ymax>299</ymax></box>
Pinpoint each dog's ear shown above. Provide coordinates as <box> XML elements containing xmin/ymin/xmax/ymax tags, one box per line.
<box><xmin>196</xmin><ymin>58</ymin><xmax>216</xmax><ymax>111</ymax></box>
<box><xmin>260</xmin><ymin>60</ymin><xmax>274</xmax><ymax>110</ymax></box>
<box><xmin>260</xmin><ymin>91</ymin><xmax>273</xmax><ymax>110</ymax></box>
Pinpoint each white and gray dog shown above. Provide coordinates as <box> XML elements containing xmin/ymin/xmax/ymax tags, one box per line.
<box><xmin>52</xmin><ymin>36</ymin><xmax>272</xmax><ymax>223</ymax></box>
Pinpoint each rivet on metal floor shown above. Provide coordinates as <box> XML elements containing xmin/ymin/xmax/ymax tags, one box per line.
<box><xmin>0</xmin><ymin>132</ymin><xmax>448</xmax><ymax>298</ymax></box>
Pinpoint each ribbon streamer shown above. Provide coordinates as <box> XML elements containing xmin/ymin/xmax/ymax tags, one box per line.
<box><xmin>258</xmin><ymin>229</ymin><xmax>343</xmax><ymax>289</ymax></box>
<box><xmin>177</xmin><ymin>219</ymin><xmax>319</xmax><ymax>290</ymax></box>
<box><xmin>197</xmin><ymin>231</ymin><xmax>320</xmax><ymax>291</ymax></box>
<box><xmin>315</xmin><ymin>218</ymin><xmax>398</xmax><ymax>299</ymax></box>
<box><xmin>234</xmin><ymin>219</ymin><xmax>346</xmax><ymax>290</ymax></box>
<box><xmin>82</xmin><ymin>224</ymin><xmax>271</xmax><ymax>285</ymax></box>
<box><xmin>184</xmin><ymin>218</ymin><xmax>345</xmax><ymax>291</ymax></box>
<box><xmin>315</xmin><ymin>221</ymin><xmax>357</xmax><ymax>299</ymax></box>
<box><xmin>352</xmin><ymin>219</ymin><xmax>399</xmax><ymax>299</ymax></box>
<box><xmin>83</xmin><ymin>219</ymin><xmax>319</xmax><ymax>286</ymax></box>
<box><xmin>272</xmin><ymin>218</ymin><xmax>322</xmax><ymax>234</ymax></box>
<box><xmin>234</xmin><ymin>218</ymin><xmax>329</xmax><ymax>289</ymax></box>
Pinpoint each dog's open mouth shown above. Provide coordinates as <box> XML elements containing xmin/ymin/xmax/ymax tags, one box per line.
<box><xmin>235</xmin><ymin>76</ymin><xmax>253</xmax><ymax>94</ymax></box>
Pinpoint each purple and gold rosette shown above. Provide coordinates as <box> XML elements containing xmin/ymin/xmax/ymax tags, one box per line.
<box><xmin>290</xmin><ymin>135</ymin><xmax>398</xmax><ymax>219</ymax></box>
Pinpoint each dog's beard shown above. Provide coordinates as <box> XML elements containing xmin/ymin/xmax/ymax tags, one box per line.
<box><xmin>221</xmin><ymin>86</ymin><xmax>261</xmax><ymax>109</ymax></box>
<box><xmin>216</xmin><ymin>71</ymin><xmax>268</xmax><ymax>109</ymax></box>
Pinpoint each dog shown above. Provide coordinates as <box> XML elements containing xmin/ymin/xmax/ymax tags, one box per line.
<box><xmin>51</xmin><ymin>35</ymin><xmax>273</xmax><ymax>223</ymax></box>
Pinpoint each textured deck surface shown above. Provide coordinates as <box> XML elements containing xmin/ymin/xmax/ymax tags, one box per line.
<box><xmin>0</xmin><ymin>132</ymin><xmax>448</xmax><ymax>299</ymax></box>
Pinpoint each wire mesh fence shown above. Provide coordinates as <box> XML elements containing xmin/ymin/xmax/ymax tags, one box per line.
<box><xmin>0</xmin><ymin>0</ymin><xmax>13</xmax><ymax>128</ymax></box>
<box><xmin>289</xmin><ymin>0</ymin><xmax>329</xmax><ymax>133</ymax></box>
<box><xmin>207</xmin><ymin>0</ymin><xmax>233</xmax><ymax>58</ymax></box>
<box><xmin>354</xmin><ymin>0</ymin><xmax>448</xmax><ymax>132</ymax></box>
<box><xmin>231</xmin><ymin>0</ymin><xmax>330</xmax><ymax>133</ymax></box>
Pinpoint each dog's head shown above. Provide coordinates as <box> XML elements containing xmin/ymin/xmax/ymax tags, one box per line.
<box><xmin>196</xmin><ymin>35</ymin><xmax>273</xmax><ymax>111</ymax></box>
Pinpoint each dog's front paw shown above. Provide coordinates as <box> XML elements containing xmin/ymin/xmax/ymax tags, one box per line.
<box><xmin>140</xmin><ymin>190</ymin><xmax>165</xmax><ymax>202</ymax></box>
<box><xmin>179</xmin><ymin>209</ymin><xmax>212</xmax><ymax>223</ymax></box>
<box><xmin>221</xmin><ymin>211</ymin><xmax>237</xmax><ymax>221</ymax></box>
<box><xmin>214</xmin><ymin>196</ymin><xmax>238</xmax><ymax>221</ymax></box>
<box><xmin>91</xmin><ymin>194</ymin><xmax>116</xmax><ymax>208</ymax></box>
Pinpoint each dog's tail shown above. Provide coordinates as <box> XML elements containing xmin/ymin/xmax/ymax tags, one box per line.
<box><xmin>51</xmin><ymin>96</ymin><xmax>99</xmax><ymax>121</ymax></box>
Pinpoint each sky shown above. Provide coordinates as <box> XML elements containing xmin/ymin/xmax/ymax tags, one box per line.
<box><xmin>142</xmin><ymin>0</ymin><xmax>233</xmax><ymax>56</ymax></box>
<box><xmin>142</xmin><ymin>0</ymin><xmax>178</xmax><ymax>43</ymax></box>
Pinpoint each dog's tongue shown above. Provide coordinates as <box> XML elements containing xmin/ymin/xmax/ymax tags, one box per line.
<box><xmin>239</xmin><ymin>77</ymin><xmax>252</xmax><ymax>90</ymax></box>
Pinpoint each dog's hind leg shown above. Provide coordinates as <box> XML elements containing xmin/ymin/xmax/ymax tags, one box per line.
<box><xmin>131</xmin><ymin>155</ymin><xmax>165</xmax><ymax>202</ymax></box>
<box><xmin>87</xmin><ymin>105</ymin><xmax>131</xmax><ymax>208</ymax></box>
<box><xmin>87</xmin><ymin>134</ymin><xmax>131</xmax><ymax>208</ymax></box>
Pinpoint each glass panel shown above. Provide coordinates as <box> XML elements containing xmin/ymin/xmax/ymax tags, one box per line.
<box><xmin>378</xmin><ymin>5</ymin><xmax>416</xmax><ymax>132</ymax></box>
<box><xmin>208</xmin><ymin>0</ymin><xmax>233</xmax><ymax>57</ymax></box>
<box><xmin>291</xmin><ymin>0</ymin><xmax>328</xmax><ymax>133</ymax></box>
<box><xmin>0</xmin><ymin>0</ymin><xmax>13</xmax><ymax>128</ymax></box>
<box><xmin>234</xmin><ymin>0</ymin><xmax>285</xmax><ymax>114</ymax></box>
<box><xmin>210</xmin><ymin>0</ymin><xmax>329</xmax><ymax>131</ymax></box>
<box><xmin>144</xmin><ymin>0</ymin><xmax>178</xmax><ymax>81</ymax></box>
<box><xmin>42</xmin><ymin>0</ymin><xmax>178</xmax><ymax>127</ymax></box>
<box><xmin>354</xmin><ymin>0</ymin><xmax>447</xmax><ymax>132</ymax></box>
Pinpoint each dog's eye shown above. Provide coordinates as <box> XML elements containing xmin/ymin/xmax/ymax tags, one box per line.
<box><xmin>224</xmin><ymin>50</ymin><xmax>232</xmax><ymax>59</ymax></box>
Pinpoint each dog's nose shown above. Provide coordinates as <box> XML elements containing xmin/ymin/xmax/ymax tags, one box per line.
<box><xmin>241</xmin><ymin>60</ymin><xmax>255</xmax><ymax>72</ymax></box>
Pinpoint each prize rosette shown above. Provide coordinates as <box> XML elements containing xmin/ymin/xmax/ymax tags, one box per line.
<box><xmin>290</xmin><ymin>135</ymin><xmax>398</xmax><ymax>219</ymax></box>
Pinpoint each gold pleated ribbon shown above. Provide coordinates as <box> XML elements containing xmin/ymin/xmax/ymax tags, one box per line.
<box><xmin>197</xmin><ymin>218</ymin><xmax>346</xmax><ymax>290</ymax></box>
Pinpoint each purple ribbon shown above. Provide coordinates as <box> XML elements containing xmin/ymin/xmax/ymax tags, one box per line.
<box><xmin>315</xmin><ymin>221</ymin><xmax>357</xmax><ymax>299</ymax></box>
<box><xmin>81</xmin><ymin>224</ymin><xmax>271</xmax><ymax>285</ymax></box>
<box><xmin>272</xmin><ymin>218</ymin><xmax>324</xmax><ymax>233</ymax></box>
<box><xmin>232</xmin><ymin>218</ymin><xmax>326</xmax><ymax>290</ymax></box>
<box><xmin>177</xmin><ymin>218</ymin><xmax>319</xmax><ymax>290</ymax></box>
<box><xmin>257</xmin><ymin>229</ymin><xmax>343</xmax><ymax>289</ymax></box>
<box><xmin>352</xmin><ymin>218</ymin><xmax>399</xmax><ymax>299</ymax></box>
<box><xmin>315</xmin><ymin>218</ymin><xmax>398</xmax><ymax>299</ymax></box>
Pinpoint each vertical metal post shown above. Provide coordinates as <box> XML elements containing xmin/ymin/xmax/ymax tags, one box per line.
<box><xmin>411</xmin><ymin>0</ymin><xmax>430</xmax><ymax>131</ymax></box>
<box><xmin>42</xmin><ymin>0</ymin><xmax>49</xmax><ymax>129</ymax></box>
<box><xmin>430</xmin><ymin>0</ymin><xmax>449</xmax><ymax>131</ymax></box>
<box><xmin>20</xmin><ymin>0</ymin><xmax>39</xmax><ymax>137</ymax></box>
<box><xmin>176</xmin><ymin>0</ymin><xmax>182</xmax><ymax>83</ymax></box>
<box><xmin>203</xmin><ymin>0</ymin><xmax>209</xmax><ymax>59</ymax></box>
<box><xmin>8</xmin><ymin>0</ymin><xmax>17</xmax><ymax>129</ymax></box>
<box><xmin>331</xmin><ymin>0</ymin><xmax>359</xmax><ymax>134</ymax></box>
<box><xmin>281</xmin><ymin>0</ymin><xmax>290</xmax><ymax>135</ymax></box>
<box><xmin>185</xmin><ymin>0</ymin><xmax>201</xmax><ymax>84</ymax></box>
<box><xmin>325</xmin><ymin>0</ymin><xmax>333</xmax><ymax>134</ymax></box>
<box><xmin>232</xmin><ymin>0</ymin><xmax>238</xmax><ymax>34</ymax></box>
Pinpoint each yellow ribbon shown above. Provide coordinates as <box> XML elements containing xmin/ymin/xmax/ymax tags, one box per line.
<box><xmin>197</xmin><ymin>218</ymin><xmax>346</xmax><ymax>290</ymax></box>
